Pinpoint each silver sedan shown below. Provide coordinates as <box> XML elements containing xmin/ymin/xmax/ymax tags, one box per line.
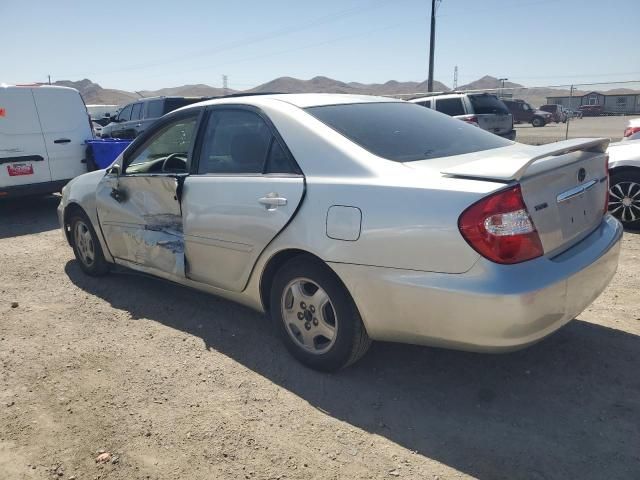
<box><xmin>58</xmin><ymin>94</ymin><xmax>622</xmax><ymax>371</ymax></box>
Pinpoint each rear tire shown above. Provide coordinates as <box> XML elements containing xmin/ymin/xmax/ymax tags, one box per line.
<box><xmin>69</xmin><ymin>210</ymin><xmax>110</xmax><ymax>276</ymax></box>
<box><xmin>270</xmin><ymin>257</ymin><xmax>371</xmax><ymax>372</ymax></box>
<box><xmin>609</xmin><ymin>170</ymin><xmax>640</xmax><ymax>229</ymax></box>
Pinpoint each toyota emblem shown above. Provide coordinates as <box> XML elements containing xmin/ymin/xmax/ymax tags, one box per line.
<box><xmin>577</xmin><ymin>168</ymin><xmax>586</xmax><ymax>183</ymax></box>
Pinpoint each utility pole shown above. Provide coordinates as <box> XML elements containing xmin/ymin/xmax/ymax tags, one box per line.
<box><xmin>427</xmin><ymin>0</ymin><xmax>436</xmax><ymax>92</ymax></box>
<box><xmin>47</xmin><ymin>75</ymin><xmax>51</xmax><ymax>85</ymax></box>
<box><xmin>453</xmin><ymin>66</ymin><xmax>458</xmax><ymax>90</ymax></box>
<box><xmin>222</xmin><ymin>75</ymin><xmax>228</xmax><ymax>96</ymax></box>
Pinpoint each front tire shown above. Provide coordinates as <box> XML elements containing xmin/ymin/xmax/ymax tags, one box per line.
<box><xmin>270</xmin><ymin>257</ymin><xmax>371</xmax><ymax>372</ymax></box>
<box><xmin>609</xmin><ymin>170</ymin><xmax>640</xmax><ymax>229</ymax></box>
<box><xmin>69</xmin><ymin>211</ymin><xmax>110</xmax><ymax>276</ymax></box>
<box><xmin>531</xmin><ymin>116</ymin><xmax>544</xmax><ymax>127</ymax></box>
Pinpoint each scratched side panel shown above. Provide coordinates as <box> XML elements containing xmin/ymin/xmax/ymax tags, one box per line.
<box><xmin>96</xmin><ymin>175</ymin><xmax>185</xmax><ymax>276</ymax></box>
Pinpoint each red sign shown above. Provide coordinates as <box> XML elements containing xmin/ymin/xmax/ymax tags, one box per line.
<box><xmin>7</xmin><ymin>164</ymin><xmax>34</xmax><ymax>176</ymax></box>
<box><xmin>0</xmin><ymin>108</ymin><xmax>5</xmax><ymax>117</ymax></box>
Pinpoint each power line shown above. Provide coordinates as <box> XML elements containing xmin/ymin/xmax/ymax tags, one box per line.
<box><xmin>57</xmin><ymin>0</ymin><xmax>396</xmax><ymax>79</ymax></box>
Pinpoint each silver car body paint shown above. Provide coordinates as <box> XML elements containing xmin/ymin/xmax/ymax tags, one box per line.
<box><xmin>58</xmin><ymin>94</ymin><xmax>623</xmax><ymax>352</ymax></box>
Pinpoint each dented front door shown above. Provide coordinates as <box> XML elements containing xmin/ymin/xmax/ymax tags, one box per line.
<box><xmin>95</xmin><ymin>173</ymin><xmax>186</xmax><ymax>277</ymax></box>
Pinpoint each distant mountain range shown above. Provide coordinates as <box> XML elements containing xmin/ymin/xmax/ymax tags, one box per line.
<box><xmin>51</xmin><ymin>75</ymin><xmax>638</xmax><ymax>110</ymax></box>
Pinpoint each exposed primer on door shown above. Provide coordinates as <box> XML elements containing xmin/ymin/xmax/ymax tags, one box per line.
<box><xmin>96</xmin><ymin>175</ymin><xmax>186</xmax><ymax>277</ymax></box>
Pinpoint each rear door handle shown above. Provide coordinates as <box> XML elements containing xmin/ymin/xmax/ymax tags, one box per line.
<box><xmin>54</xmin><ymin>138</ymin><xmax>71</xmax><ymax>144</ymax></box>
<box><xmin>259</xmin><ymin>194</ymin><xmax>287</xmax><ymax>208</ymax></box>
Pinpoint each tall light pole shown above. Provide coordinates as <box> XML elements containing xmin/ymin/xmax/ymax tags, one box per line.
<box><xmin>498</xmin><ymin>77</ymin><xmax>508</xmax><ymax>98</ymax></box>
<box><xmin>427</xmin><ymin>0</ymin><xmax>436</xmax><ymax>92</ymax></box>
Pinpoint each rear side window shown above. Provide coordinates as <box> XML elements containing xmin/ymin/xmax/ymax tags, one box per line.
<box><xmin>146</xmin><ymin>100</ymin><xmax>164</xmax><ymax>119</ymax></box>
<box><xmin>162</xmin><ymin>98</ymin><xmax>206</xmax><ymax>115</ymax></box>
<box><xmin>197</xmin><ymin>110</ymin><xmax>272</xmax><ymax>174</ymax></box>
<box><xmin>305</xmin><ymin>102</ymin><xmax>511</xmax><ymax>162</ymax></box>
<box><xmin>435</xmin><ymin>98</ymin><xmax>466</xmax><ymax>116</ymax></box>
<box><xmin>468</xmin><ymin>94</ymin><xmax>509</xmax><ymax>114</ymax></box>
<box><xmin>131</xmin><ymin>103</ymin><xmax>143</xmax><ymax>121</ymax></box>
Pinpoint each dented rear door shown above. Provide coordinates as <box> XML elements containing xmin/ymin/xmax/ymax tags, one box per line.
<box><xmin>95</xmin><ymin>174</ymin><xmax>186</xmax><ymax>276</ymax></box>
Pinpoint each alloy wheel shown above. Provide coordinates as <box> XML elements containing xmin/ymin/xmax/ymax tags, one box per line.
<box><xmin>609</xmin><ymin>181</ymin><xmax>640</xmax><ymax>224</ymax></box>
<box><xmin>280</xmin><ymin>277</ymin><xmax>338</xmax><ymax>355</ymax></box>
<box><xmin>74</xmin><ymin>220</ymin><xmax>96</xmax><ymax>267</ymax></box>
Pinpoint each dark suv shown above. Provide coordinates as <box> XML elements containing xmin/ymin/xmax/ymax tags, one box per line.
<box><xmin>101</xmin><ymin>96</ymin><xmax>211</xmax><ymax>139</ymax></box>
<box><xmin>502</xmin><ymin>99</ymin><xmax>552</xmax><ymax>127</ymax></box>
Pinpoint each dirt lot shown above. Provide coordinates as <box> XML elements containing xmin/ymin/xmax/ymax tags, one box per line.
<box><xmin>1</xmin><ymin>195</ymin><xmax>639</xmax><ymax>480</ymax></box>
<box><xmin>515</xmin><ymin>115</ymin><xmax>632</xmax><ymax>145</ymax></box>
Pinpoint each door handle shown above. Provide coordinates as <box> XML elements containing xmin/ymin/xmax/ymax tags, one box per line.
<box><xmin>259</xmin><ymin>194</ymin><xmax>287</xmax><ymax>208</ymax></box>
<box><xmin>54</xmin><ymin>138</ymin><xmax>71</xmax><ymax>144</ymax></box>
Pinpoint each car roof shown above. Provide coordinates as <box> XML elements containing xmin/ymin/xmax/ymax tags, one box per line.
<box><xmin>179</xmin><ymin>93</ymin><xmax>401</xmax><ymax>110</ymax></box>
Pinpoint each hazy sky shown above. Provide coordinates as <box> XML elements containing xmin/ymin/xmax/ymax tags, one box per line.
<box><xmin>2</xmin><ymin>0</ymin><xmax>639</xmax><ymax>91</ymax></box>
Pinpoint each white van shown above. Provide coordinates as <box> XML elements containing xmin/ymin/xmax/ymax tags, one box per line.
<box><xmin>0</xmin><ymin>85</ymin><xmax>93</xmax><ymax>198</ymax></box>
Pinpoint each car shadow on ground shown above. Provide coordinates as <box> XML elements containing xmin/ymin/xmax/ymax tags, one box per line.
<box><xmin>0</xmin><ymin>195</ymin><xmax>61</xmax><ymax>239</ymax></box>
<box><xmin>65</xmin><ymin>260</ymin><xmax>640</xmax><ymax>479</ymax></box>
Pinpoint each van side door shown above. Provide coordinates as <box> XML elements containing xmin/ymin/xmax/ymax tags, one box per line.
<box><xmin>0</xmin><ymin>87</ymin><xmax>52</xmax><ymax>187</ymax></box>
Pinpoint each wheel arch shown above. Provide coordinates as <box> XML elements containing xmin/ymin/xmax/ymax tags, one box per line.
<box><xmin>62</xmin><ymin>202</ymin><xmax>89</xmax><ymax>245</ymax></box>
<box><xmin>609</xmin><ymin>165</ymin><xmax>640</xmax><ymax>177</ymax></box>
<box><xmin>259</xmin><ymin>249</ymin><xmax>348</xmax><ymax>314</ymax></box>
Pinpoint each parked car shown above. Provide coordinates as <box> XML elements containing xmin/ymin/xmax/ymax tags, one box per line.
<box><xmin>622</xmin><ymin>118</ymin><xmax>640</xmax><ymax>141</ymax></box>
<box><xmin>86</xmin><ymin>104</ymin><xmax>119</xmax><ymax>124</ymax></box>
<box><xmin>539</xmin><ymin>104</ymin><xmax>567</xmax><ymax>123</ymax></box>
<box><xmin>410</xmin><ymin>92</ymin><xmax>516</xmax><ymax>140</ymax></box>
<box><xmin>578</xmin><ymin>105</ymin><xmax>604</xmax><ymax>117</ymax></box>
<box><xmin>101</xmin><ymin>96</ymin><xmax>211</xmax><ymax>139</ymax></box>
<box><xmin>92</xmin><ymin>121</ymin><xmax>103</xmax><ymax>138</ymax></box>
<box><xmin>502</xmin><ymin>99</ymin><xmax>552</xmax><ymax>127</ymax></box>
<box><xmin>0</xmin><ymin>85</ymin><xmax>93</xmax><ymax>198</ymax></box>
<box><xmin>59</xmin><ymin>94</ymin><xmax>621</xmax><ymax>371</ymax></box>
<box><xmin>607</xmin><ymin>139</ymin><xmax>640</xmax><ymax>228</ymax></box>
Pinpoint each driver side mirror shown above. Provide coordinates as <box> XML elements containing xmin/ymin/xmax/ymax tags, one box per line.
<box><xmin>107</xmin><ymin>164</ymin><xmax>121</xmax><ymax>176</ymax></box>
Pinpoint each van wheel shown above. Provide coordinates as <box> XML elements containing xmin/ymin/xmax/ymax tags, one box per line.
<box><xmin>69</xmin><ymin>211</ymin><xmax>110</xmax><ymax>276</ymax></box>
<box><xmin>270</xmin><ymin>257</ymin><xmax>371</xmax><ymax>372</ymax></box>
<box><xmin>609</xmin><ymin>170</ymin><xmax>640</xmax><ymax>229</ymax></box>
<box><xmin>531</xmin><ymin>117</ymin><xmax>544</xmax><ymax>127</ymax></box>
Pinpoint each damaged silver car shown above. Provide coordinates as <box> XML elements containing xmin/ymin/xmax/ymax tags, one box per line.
<box><xmin>59</xmin><ymin>94</ymin><xmax>622</xmax><ymax>371</ymax></box>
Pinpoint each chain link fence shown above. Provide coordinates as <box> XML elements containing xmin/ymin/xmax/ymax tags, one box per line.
<box><xmin>394</xmin><ymin>80</ymin><xmax>640</xmax><ymax>146</ymax></box>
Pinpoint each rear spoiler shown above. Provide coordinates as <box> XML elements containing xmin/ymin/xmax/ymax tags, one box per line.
<box><xmin>442</xmin><ymin>138</ymin><xmax>609</xmax><ymax>182</ymax></box>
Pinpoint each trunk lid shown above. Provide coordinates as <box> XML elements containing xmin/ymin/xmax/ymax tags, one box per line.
<box><xmin>442</xmin><ymin>138</ymin><xmax>610</xmax><ymax>256</ymax></box>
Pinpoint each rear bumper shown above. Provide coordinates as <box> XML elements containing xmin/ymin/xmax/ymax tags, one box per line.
<box><xmin>330</xmin><ymin>215</ymin><xmax>623</xmax><ymax>352</ymax></box>
<box><xmin>0</xmin><ymin>179</ymin><xmax>70</xmax><ymax>199</ymax></box>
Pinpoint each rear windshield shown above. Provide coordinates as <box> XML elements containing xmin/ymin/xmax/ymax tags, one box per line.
<box><xmin>305</xmin><ymin>102</ymin><xmax>512</xmax><ymax>162</ymax></box>
<box><xmin>468</xmin><ymin>94</ymin><xmax>509</xmax><ymax>114</ymax></box>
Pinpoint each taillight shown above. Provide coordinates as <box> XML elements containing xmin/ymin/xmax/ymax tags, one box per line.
<box><xmin>462</xmin><ymin>115</ymin><xmax>478</xmax><ymax>126</ymax></box>
<box><xmin>623</xmin><ymin>126</ymin><xmax>640</xmax><ymax>138</ymax></box>
<box><xmin>458</xmin><ymin>185</ymin><xmax>543</xmax><ymax>264</ymax></box>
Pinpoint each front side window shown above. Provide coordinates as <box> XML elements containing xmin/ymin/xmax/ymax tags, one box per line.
<box><xmin>117</xmin><ymin>104</ymin><xmax>132</xmax><ymax>122</ymax></box>
<box><xmin>305</xmin><ymin>102</ymin><xmax>511</xmax><ymax>162</ymax></box>
<box><xmin>125</xmin><ymin>115</ymin><xmax>198</xmax><ymax>174</ymax></box>
<box><xmin>435</xmin><ymin>97</ymin><xmax>466</xmax><ymax>116</ymax></box>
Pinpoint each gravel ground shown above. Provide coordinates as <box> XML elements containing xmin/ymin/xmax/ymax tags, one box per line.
<box><xmin>1</xmin><ymin>195</ymin><xmax>639</xmax><ymax>480</ymax></box>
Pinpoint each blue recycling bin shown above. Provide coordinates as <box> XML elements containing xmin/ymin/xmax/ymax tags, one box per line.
<box><xmin>85</xmin><ymin>139</ymin><xmax>133</xmax><ymax>170</ymax></box>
